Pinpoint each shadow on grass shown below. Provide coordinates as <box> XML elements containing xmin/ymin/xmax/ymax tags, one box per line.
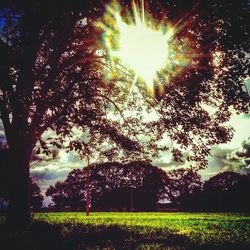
<box><xmin>0</xmin><ymin>221</ymin><xmax>188</xmax><ymax>250</ymax></box>
<box><xmin>0</xmin><ymin>222</ymin><xmax>249</xmax><ymax>250</ymax></box>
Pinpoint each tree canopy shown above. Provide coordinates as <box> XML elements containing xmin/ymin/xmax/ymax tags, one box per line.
<box><xmin>46</xmin><ymin>161</ymin><xmax>168</xmax><ymax>211</ymax></box>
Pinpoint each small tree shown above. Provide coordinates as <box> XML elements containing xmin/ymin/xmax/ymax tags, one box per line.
<box><xmin>30</xmin><ymin>179</ymin><xmax>44</xmax><ymax>211</ymax></box>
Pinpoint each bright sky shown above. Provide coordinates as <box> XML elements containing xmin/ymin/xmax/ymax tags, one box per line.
<box><xmin>222</xmin><ymin>114</ymin><xmax>250</xmax><ymax>149</ymax></box>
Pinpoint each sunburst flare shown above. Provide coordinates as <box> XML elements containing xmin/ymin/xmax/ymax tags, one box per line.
<box><xmin>97</xmin><ymin>0</ymin><xmax>191</xmax><ymax>95</ymax></box>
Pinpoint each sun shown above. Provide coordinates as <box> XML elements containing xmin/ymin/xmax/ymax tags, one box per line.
<box><xmin>97</xmin><ymin>0</ymin><xmax>190</xmax><ymax>95</ymax></box>
<box><xmin>111</xmin><ymin>3</ymin><xmax>174</xmax><ymax>91</ymax></box>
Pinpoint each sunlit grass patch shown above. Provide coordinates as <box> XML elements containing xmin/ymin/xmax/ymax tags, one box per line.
<box><xmin>1</xmin><ymin>212</ymin><xmax>250</xmax><ymax>249</ymax></box>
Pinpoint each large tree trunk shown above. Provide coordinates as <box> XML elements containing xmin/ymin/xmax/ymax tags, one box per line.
<box><xmin>6</xmin><ymin>144</ymin><xmax>33</xmax><ymax>231</ymax></box>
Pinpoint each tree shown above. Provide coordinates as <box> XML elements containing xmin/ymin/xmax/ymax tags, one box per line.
<box><xmin>46</xmin><ymin>161</ymin><xmax>168</xmax><ymax>212</ymax></box>
<box><xmin>202</xmin><ymin>172</ymin><xmax>250</xmax><ymax>211</ymax></box>
<box><xmin>30</xmin><ymin>179</ymin><xmax>44</xmax><ymax>211</ymax></box>
<box><xmin>163</xmin><ymin>168</ymin><xmax>202</xmax><ymax>207</ymax></box>
<box><xmin>163</xmin><ymin>170</ymin><xmax>250</xmax><ymax>212</ymax></box>
<box><xmin>45</xmin><ymin>169</ymin><xmax>85</xmax><ymax>211</ymax></box>
<box><xmin>46</xmin><ymin>181</ymin><xmax>68</xmax><ymax>211</ymax></box>
<box><xmin>92</xmin><ymin>161</ymin><xmax>167</xmax><ymax>211</ymax></box>
<box><xmin>0</xmin><ymin>0</ymin><xmax>143</xmax><ymax>230</ymax></box>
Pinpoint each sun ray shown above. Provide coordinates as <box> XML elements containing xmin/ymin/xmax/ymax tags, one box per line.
<box><xmin>96</xmin><ymin>0</ymin><xmax>193</xmax><ymax>96</ymax></box>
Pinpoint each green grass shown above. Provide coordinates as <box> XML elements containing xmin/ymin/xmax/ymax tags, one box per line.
<box><xmin>1</xmin><ymin>212</ymin><xmax>250</xmax><ymax>249</ymax></box>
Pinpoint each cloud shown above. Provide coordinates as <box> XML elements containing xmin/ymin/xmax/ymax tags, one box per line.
<box><xmin>30</xmin><ymin>150</ymin><xmax>85</xmax><ymax>195</ymax></box>
<box><xmin>31</xmin><ymin>163</ymin><xmax>73</xmax><ymax>183</ymax></box>
<box><xmin>200</xmin><ymin>146</ymin><xmax>234</xmax><ymax>179</ymax></box>
<box><xmin>220</xmin><ymin>139</ymin><xmax>250</xmax><ymax>174</ymax></box>
<box><xmin>246</xmin><ymin>78</ymin><xmax>250</xmax><ymax>96</ymax></box>
<box><xmin>155</xmin><ymin>145</ymin><xmax>240</xmax><ymax>180</ymax></box>
<box><xmin>153</xmin><ymin>151</ymin><xmax>193</xmax><ymax>171</ymax></box>
<box><xmin>200</xmin><ymin>138</ymin><xmax>250</xmax><ymax>179</ymax></box>
<box><xmin>0</xmin><ymin>120</ymin><xmax>4</xmax><ymax>131</ymax></box>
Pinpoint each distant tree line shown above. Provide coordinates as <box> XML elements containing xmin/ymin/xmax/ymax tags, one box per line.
<box><xmin>180</xmin><ymin>172</ymin><xmax>250</xmax><ymax>212</ymax></box>
<box><xmin>45</xmin><ymin>161</ymin><xmax>250</xmax><ymax>212</ymax></box>
<box><xmin>46</xmin><ymin>161</ymin><xmax>167</xmax><ymax>212</ymax></box>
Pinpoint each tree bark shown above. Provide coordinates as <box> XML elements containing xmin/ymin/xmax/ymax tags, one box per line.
<box><xmin>86</xmin><ymin>171</ymin><xmax>90</xmax><ymax>216</ymax></box>
<box><xmin>130</xmin><ymin>188</ymin><xmax>134</xmax><ymax>212</ymax></box>
<box><xmin>6</xmin><ymin>143</ymin><xmax>33</xmax><ymax>231</ymax></box>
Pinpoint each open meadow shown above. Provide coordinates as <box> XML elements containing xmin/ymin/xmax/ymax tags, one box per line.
<box><xmin>1</xmin><ymin>212</ymin><xmax>250</xmax><ymax>250</ymax></box>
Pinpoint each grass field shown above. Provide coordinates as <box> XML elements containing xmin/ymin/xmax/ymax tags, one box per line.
<box><xmin>1</xmin><ymin>212</ymin><xmax>250</xmax><ymax>249</ymax></box>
